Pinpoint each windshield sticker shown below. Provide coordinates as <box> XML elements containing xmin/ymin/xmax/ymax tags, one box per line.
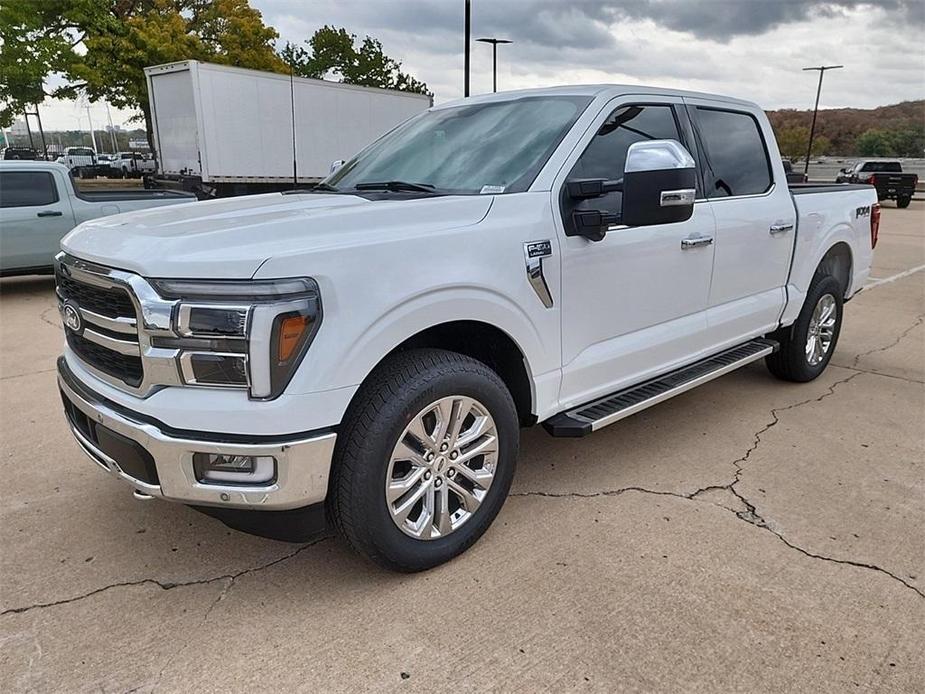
<box><xmin>480</xmin><ymin>185</ymin><xmax>506</xmax><ymax>194</ymax></box>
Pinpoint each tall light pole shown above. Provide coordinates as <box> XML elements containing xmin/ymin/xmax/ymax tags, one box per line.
<box><xmin>476</xmin><ymin>37</ymin><xmax>513</xmax><ymax>93</ymax></box>
<box><xmin>463</xmin><ymin>0</ymin><xmax>471</xmax><ymax>97</ymax></box>
<box><xmin>802</xmin><ymin>64</ymin><xmax>843</xmax><ymax>177</ymax></box>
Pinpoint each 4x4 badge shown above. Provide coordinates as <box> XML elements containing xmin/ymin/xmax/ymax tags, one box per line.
<box><xmin>523</xmin><ymin>240</ymin><xmax>553</xmax><ymax>308</ymax></box>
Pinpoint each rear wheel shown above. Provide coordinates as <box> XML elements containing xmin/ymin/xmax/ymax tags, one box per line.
<box><xmin>330</xmin><ymin>349</ymin><xmax>519</xmax><ymax>572</ymax></box>
<box><xmin>766</xmin><ymin>274</ymin><xmax>843</xmax><ymax>382</ymax></box>
<box><xmin>897</xmin><ymin>196</ymin><xmax>911</xmax><ymax>209</ymax></box>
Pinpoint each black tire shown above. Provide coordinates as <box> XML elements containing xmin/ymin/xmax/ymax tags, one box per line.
<box><xmin>766</xmin><ymin>274</ymin><xmax>844</xmax><ymax>382</ymax></box>
<box><xmin>897</xmin><ymin>196</ymin><xmax>911</xmax><ymax>209</ymax></box>
<box><xmin>330</xmin><ymin>349</ymin><xmax>519</xmax><ymax>572</ymax></box>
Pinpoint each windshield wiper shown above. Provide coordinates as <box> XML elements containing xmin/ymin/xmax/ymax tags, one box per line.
<box><xmin>353</xmin><ymin>180</ymin><xmax>437</xmax><ymax>193</ymax></box>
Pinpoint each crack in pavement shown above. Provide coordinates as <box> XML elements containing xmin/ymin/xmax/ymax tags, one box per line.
<box><xmin>0</xmin><ymin>536</ymin><xmax>330</xmax><ymax>617</ymax></box>
<box><xmin>835</xmin><ymin>365</ymin><xmax>924</xmax><ymax>384</ymax></box>
<box><xmin>851</xmin><ymin>313</ymin><xmax>924</xmax><ymax>369</ymax></box>
<box><xmin>514</xmin><ymin>324</ymin><xmax>925</xmax><ymax>601</ymax></box>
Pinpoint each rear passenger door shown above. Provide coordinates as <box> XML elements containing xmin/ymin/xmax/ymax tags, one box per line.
<box><xmin>685</xmin><ymin>100</ymin><xmax>796</xmax><ymax>348</ymax></box>
<box><xmin>0</xmin><ymin>169</ymin><xmax>74</xmax><ymax>273</ymax></box>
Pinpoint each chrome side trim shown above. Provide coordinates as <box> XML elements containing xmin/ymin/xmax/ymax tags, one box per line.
<box><xmin>523</xmin><ymin>240</ymin><xmax>554</xmax><ymax>309</ymax></box>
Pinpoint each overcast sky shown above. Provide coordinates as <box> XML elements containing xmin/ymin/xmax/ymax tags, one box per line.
<box><xmin>20</xmin><ymin>0</ymin><xmax>925</xmax><ymax>132</ymax></box>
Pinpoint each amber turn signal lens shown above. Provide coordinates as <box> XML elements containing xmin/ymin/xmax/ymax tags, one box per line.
<box><xmin>278</xmin><ymin>315</ymin><xmax>309</xmax><ymax>361</ymax></box>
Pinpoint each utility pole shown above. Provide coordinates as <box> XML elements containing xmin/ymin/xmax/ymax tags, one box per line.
<box><xmin>802</xmin><ymin>64</ymin><xmax>843</xmax><ymax>177</ymax></box>
<box><xmin>476</xmin><ymin>38</ymin><xmax>513</xmax><ymax>93</ymax></box>
<box><xmin>464</xmin><ymin>0</ymin><xmax>471</xmax><ymax>97</ymax></box>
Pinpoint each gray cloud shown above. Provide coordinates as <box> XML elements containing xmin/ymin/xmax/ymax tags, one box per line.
<box><xmin>267</xmin><ymin>1</ymin><xmax>924</xmax><ymax>50</ymax></box>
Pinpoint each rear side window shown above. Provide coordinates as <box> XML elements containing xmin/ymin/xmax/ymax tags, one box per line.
<box><xmin>0</xmin><ymin>172</ymin><xmax>59</xmax><ymax>208</ymax></box>
<box><xmin>695</xmin><ymin>108</ymin><xmax>772</xmax><ymax>197</ymax></box>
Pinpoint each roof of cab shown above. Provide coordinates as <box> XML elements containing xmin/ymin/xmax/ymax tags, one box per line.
<box><xmin>433</xmin><ymin>84</ymin><xmax>758</xmax><ymax>110</ymax></box>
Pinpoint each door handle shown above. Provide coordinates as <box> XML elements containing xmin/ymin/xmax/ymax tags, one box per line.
<box><xmin>681</xmin><ymin>236</ymin><xmax>714</xmax><ymax>249</ymax></box>
<box><xmin>37</xmin><ymin>210</ymin><xmax>63</xmax><ymax>217</ymax></box>
<box><xmin>769</xmin><ymin>223</ymin><xmax>794</xmax><ymax>235</ymax></box>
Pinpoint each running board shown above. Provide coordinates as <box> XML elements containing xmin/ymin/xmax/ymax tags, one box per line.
<box><xmin>543</xmin><ymin>339</ymin><xmax>778</xmax><ymax>437</ymax></box>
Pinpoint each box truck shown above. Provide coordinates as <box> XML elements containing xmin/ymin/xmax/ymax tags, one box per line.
<box><xmin>144</xmin><ymin>60</ymin><xmax>432</xmax><ymax>198</ymax></box>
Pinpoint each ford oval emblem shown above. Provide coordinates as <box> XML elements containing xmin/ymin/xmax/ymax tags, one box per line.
<box><xmin>63</xmin><ymin>303</ymin><xmax>83</xmax><ymax>333</ymax></box>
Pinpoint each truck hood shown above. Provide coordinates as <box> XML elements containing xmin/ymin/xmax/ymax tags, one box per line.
<box><xmin>61</xmin><ymin>192</ymin><xmax>494</xmax><ymax>278</ymax></box>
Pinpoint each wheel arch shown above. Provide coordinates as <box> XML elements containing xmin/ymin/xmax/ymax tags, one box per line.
<box><xmin>350</xmin><ymin>319</ymin><xmax>536</xmax><ymax>427</ymax></box>
<box><xmin>815</xmin><ymin>241</ymin><xmax>853</xmax><ymax>297</ymax></box>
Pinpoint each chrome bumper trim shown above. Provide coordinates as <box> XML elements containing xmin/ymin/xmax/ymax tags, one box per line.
<box><xmin>58</xmin><ymin>361</ymin><xmax>336</xmax><ymax>510</ymax></box>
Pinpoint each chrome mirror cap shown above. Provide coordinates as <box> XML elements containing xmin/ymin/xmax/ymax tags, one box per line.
<box><xmin>625</xmin><ymin>139</ymin><xmax>695</xmax><ymax>173</ymax></box>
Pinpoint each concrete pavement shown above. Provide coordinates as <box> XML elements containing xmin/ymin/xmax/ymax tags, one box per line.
<box><xmin>1</xmin><ymin>202</ymin><xmax>922</xmax><ymax>692</ymax></box>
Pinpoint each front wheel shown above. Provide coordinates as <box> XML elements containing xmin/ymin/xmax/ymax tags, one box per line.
<box><xmin>766</xmin><ymin>274</ymin><xmax>844</xmax><ymax>382</ymax></box>
<box><xmin>330</xmin><ymin>349</ymin><xmax>519</xmax><ymax>572</ymax></box>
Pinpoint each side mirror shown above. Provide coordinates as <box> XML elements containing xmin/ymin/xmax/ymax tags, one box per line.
<box><xmin>621</xmin><ymin>140</ymin><xmax>696</xmax><ymax>227</ymax></box>
<box><xmin>330</xmin><ymin>159</ymin><xmax>345</xmax><ymax>174</ymax></box>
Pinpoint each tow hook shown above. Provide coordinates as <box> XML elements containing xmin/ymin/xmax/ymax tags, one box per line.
<box><xmin>132</xmin><ymin>489</ymin><xmax>155</xmax><ymax>501</ymax></box>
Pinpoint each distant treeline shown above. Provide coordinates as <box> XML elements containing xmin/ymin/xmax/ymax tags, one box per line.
<box><xmin>767</xmin><ymin>100</ymin><xmax>925</xmax><ymax>159</ymax></box>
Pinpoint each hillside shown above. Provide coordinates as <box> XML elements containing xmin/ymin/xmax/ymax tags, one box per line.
<box><xmin>766</xmin><ymin>100</ymin><xmax>925</xmax><ymax>157</ymax></box>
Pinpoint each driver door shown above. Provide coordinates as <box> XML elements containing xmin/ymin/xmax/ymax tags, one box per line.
<box><xmin>555</xmin><ymin>97</ymin><xmax>717</xmax><ymax>409</ymax></box>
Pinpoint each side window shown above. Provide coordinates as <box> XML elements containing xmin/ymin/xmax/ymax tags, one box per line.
<box><xmin>567</xmin><ymin>104</ymin><xmax>682</xmax><ymax>215</ymax></box>
<box><xmin>695</xmin><ymin>108</ymin><xmax>772</xmax><ymax>197</ymax></box>
<box><xmin>0</xmin><ymin>172</ymin><xmax>59</xmax><ymax>208</ymax></box>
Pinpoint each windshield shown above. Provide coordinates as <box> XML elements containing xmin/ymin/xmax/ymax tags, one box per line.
<box><xmin>325</xmin><ymin>95</ymin><xmax>591</xmax><ymax>195</ymax></box>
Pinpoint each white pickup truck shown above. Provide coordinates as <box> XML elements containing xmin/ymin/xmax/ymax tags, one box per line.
<box><xmin>55</xmin><ymin>85</ymin><xmax>878</xmax><ymax>571</ymax></box>
<box><xmin>0</xmin><ymin>162</ymin><xmax>195</xmax><ymax>276</ymax></box>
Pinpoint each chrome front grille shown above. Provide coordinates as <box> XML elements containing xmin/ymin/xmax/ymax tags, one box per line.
<box><xmin>55</xmin><ymin>253</ymin><xmax>184</xmax><ymax>396</ymax></box>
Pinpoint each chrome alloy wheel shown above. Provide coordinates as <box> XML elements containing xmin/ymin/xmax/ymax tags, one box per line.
<box><xmin>806</xmin><ymin>293</ymin><xmax>838</xmax><ymax>366</ymax></box>
<box><xmin>386</xmin><ymin>396</ymin><xmax>499</xmax><ymax>540</ymax></box>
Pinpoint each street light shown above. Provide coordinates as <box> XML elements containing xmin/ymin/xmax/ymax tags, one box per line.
<box><xmin>477</xmin><ymin>37</ymin><xmax>513</xmax><ymax>93</ymax></box>
<box><xmin>802</xmin><ymin>64</ymin><xmax>843</xmax><ymax>177</ymax></box>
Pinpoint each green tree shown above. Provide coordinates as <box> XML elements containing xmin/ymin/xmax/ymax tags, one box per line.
<box><xmin>281</xmin><ymin>26</ymin><xmax>431</xmax><ymax>96</ymax></box>
<box><xmin>774</xmin><ymin>126</ymin><xmax>832</xmax><ymax>160</ymax></box>
<box><xmin>889</xmin><ymin>126</ymin><xmax>925</xmax><ymax>157</ymax></box>
<box><xmin>855</xmin><ymin>129</ymin><xmax>895</xmax><ymax>156</ymax></box>
<box><xmin>1</xmin><ymin>0</ymin><xmax>287</xmax><ymax>145</ymax></box>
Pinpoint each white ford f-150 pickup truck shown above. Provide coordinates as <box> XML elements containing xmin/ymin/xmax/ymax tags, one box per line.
<box><xmin>55</xmin><ymin>85</ymin><xmax>878</xmax><ymax>571</ymax></box>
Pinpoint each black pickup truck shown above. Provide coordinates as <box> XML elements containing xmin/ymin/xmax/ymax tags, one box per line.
<box><xmin>835</xmin><ymin>160</ymin><xmax>917</xmax><ymax>208</ymax></box>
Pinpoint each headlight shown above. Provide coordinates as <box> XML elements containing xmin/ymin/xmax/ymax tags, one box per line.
<box><xmin>149</xmin><ymin>277</ymin><xmax>322</xmax><ymax>399</ymax></box>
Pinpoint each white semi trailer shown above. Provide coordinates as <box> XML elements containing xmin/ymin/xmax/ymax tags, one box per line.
<box><xmin>144</xmin><ymin>60</ymin><xmax>432</xmax><ymax>197</ymax></box>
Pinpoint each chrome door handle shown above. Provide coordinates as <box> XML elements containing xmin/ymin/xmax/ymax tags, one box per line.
<box><xmin>681</xmin><ymin>236</ymin><xmax>714</xmax><ymax>249</ymax></box>
<box><xmin>769</xmin><ymin>223</ymin><xmax>794</xmax><ymax>235</ymax></box>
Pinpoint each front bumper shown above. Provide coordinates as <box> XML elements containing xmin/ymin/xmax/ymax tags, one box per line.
<box><xmin>58</xmin><ymin>357</ymin><xmax>336</xmax><ymax>510</ymax></box>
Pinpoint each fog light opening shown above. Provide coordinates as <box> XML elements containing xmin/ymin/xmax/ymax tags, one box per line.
<box><xmin>193</xmin><ymin>453</ymin><xmax>276</xmax><ymax>485</ymax></box>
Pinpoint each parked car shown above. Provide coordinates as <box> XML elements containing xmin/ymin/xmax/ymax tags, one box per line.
<box><xmin>109</xmin><ymin>151</ymin><xmax>156</xmax><ymax>178</ymax></box>
<box><xmin>55</xmin><ymin>147</ymin><xmax>97</xmax><ymax>179</ymax></box>
<box><xmin>837</xmin><ymin>160</ymin><xmax>917</xmax><ymax>207</ymax></box>
<box><xmin>0</xmin><ymin>161</ymin><xmax>195</xmax><ymax>276</ymax></box>
<box><xmin>2</xmin><ymin>147</ymin><xmax>38</xmax><ymax>160</ymax></box>
<box><xmin>782</xmin><ymin>159</ymin><xmax>808</xmax><ymax>184</ymax></box>
<box><xmin>55</xmin><ymin>85</ymin><xmax>878</xmax><ymax>571</ymax></box>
